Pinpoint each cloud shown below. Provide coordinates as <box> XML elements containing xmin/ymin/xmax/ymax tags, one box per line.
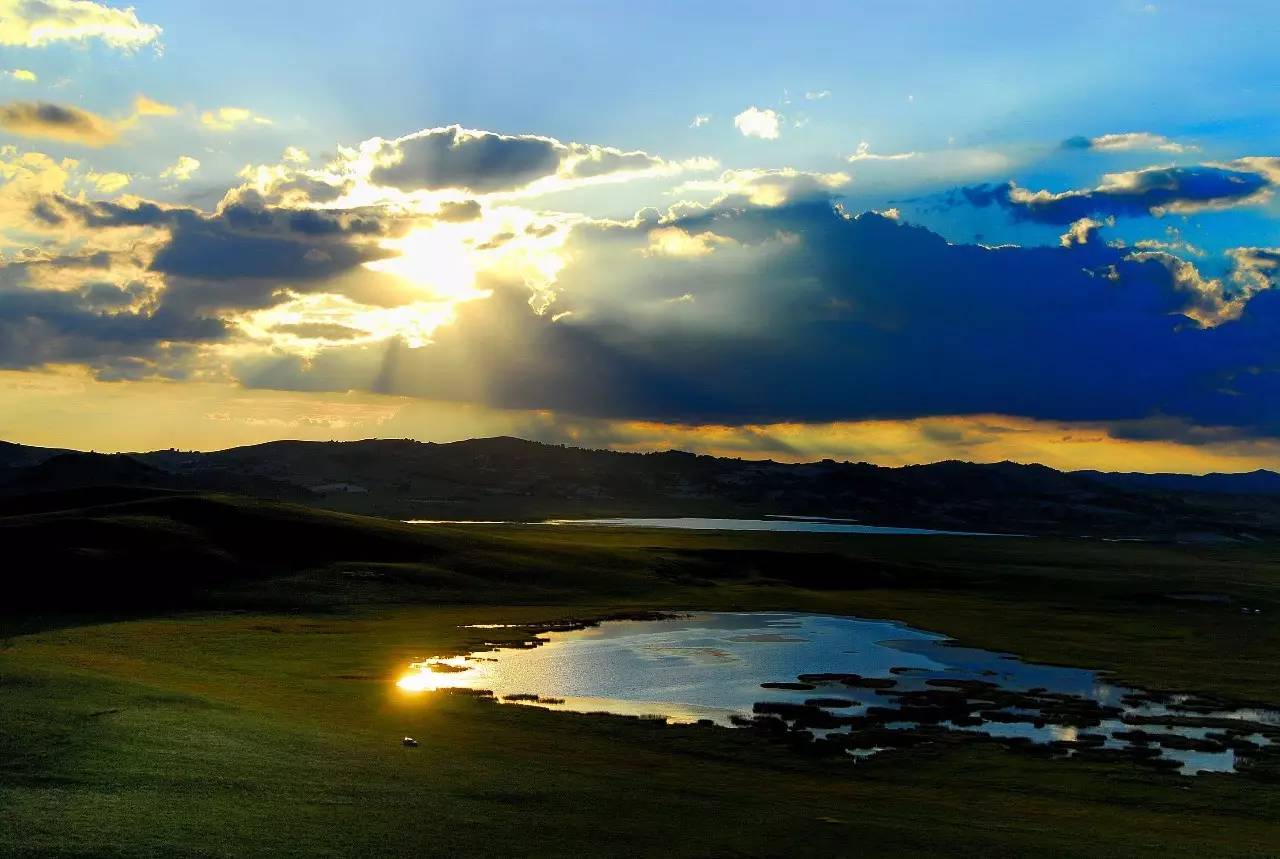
<box><xmin>643</xmin><ymin>226</ymin><xmax>736</xmax><ymax>258</ymax></box>
<box><xmin>0</xmin><ymin>0</ymin><xmax>161</xmax><ymax>51</ymax></box>
<box><xmin>132</xmin><ymin>95</ymin><xmax>176</xmax><ymax>117</ymax></box>
<box><xmin>8</xmin><ymin>110</ymin><xmax>1276</xmax><ymax>446</ymax></box>
<box><xmin>0</xmin><ymin>101</ymin><xmax>118</xmax><ymax>145</ymax></box>
<box><xmin>0</xmin><ymin>258</ymin><xmax>225</xmax><ymax>376</ymax></box>
<box><xmin>959</xmin><ymin>159</ymin><xmax>1278</xmax><ymax>224</ymax></box>
<box><xmin>31</xmin><ymin>190</ymin><xmax>400</xmax><ymax>317</ymax></box>
<box><xmin>1058</xmin><ymin>216</ymin><xmax>1108</xmax><ymax>247</ymax></box>
<box><xmin>674</xmin><ymin>167</ymin><xmax>850</xmax><ymax>207</ymax></box>
<box><xmin>1225</xmin><ymin>246</ymin><xmax>1280</xmax><ymax>303</ymax></box>
<box><xmin>845</xmin><ymin>141</ymin><xmax>917</xmax><ymax>162</ymax></box>
<box><xmin>1062</xmin><ymin>131</ymin><xmax>1196</xmax><ymax>154</ymax></box>
<box><xmin>0</xmin><ymin>95</ymin><xmax>174</xmax><ymax>146</ymax></box>
<box><xmin>5</xmin><ymin>68</ymin><xmax>36</xmax><ymax>82</ymax></box>
<box><xmin>355</xmin><ymin>124</ymin><xmax>705</xmax><ymax>195</ymax></box>
<box><xmin>269</xmin><ymin>321</ymin><xmax>369</xmax><ymax>341</ymax></box>
<box><xmin>566</xmin><ymin>144</ymin><xmax>666</xmax><ymax>179</ymax></box>
<box><xmin>367</xmin><ymin>125</ymin><xmax>562</xmax><ymax>193</ymax></box>
<box><xmin>159</xmin><ymin>155</ymin><xmax>200</xmax><ymax>183</ymax></box>
<box><xmin>85</xmin><ymin>169</ymin><xmax>128</xmax><ymax>192</ymax></box>
<box><xmin>6</xmin><ymin>125</ymin><xmax>1280</xmax><ymax>447</ymax></box>
<box><xmin>0</xmin><ymin>147</ymin><xmax>79</xmax><ymax>232</ymax></box>
<box><xmin>733</xmin><ymin>106</ymin><xmax>780</xmax><ymax>140</ymax></box>
<box><xmin>1123</xmin><ymin>249</ymin><xmax>1264</xmax><ymax>327</ymax></box>
<box><xmin>689</xmin><ymin>114</ymin><xmax>710</xmax><ymax>128</ymax></box>
<box><xmin>432</xmin><ymin>199</ymin><xmax>481</xmax><ymax>222</ymax></box>
<box><xmin>0</xmin><ymin>124</ymin><xmax>686</xmax><ymax>382</ymax></box>
<box><xmin>242</xmin><ymin>200</ymin><xmax>1280</xmax><ymax>444</ymax></box>
<box><xmin>229</xmin><ymin>162</ymin><xmax>352</xmax><ymax>208</ymax></box>
<box><xmin>804</xmin><ymin>90</ymin><xmax>830</xmax><ymax>100</ymax></box>
<box><xmin>201</xmin><ymin>107</ymin><xmax>273</xmax><ymax>131</ymax></box>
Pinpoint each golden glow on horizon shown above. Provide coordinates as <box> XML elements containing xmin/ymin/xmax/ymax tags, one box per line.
<box><xmin>0</xmin><ymin>368</ymin><xmax>1277</xmax><ymax>474</ymax></box>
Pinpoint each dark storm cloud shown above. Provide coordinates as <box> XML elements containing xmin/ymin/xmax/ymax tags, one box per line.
<box><xmin>35</xmin><ymin>193</ymin><xmax>398</xmax><ymax>312</ymax></box>
<box><xmin>149</xmin><ymin>217</ymin><xmax>389</xmax><ymax>282</ymax></box>
<box><xmin>0</xmin><ymin>218</ymin><xmax>398</xmax><ymax>379</ymax></box>
<box><xmin>0</xmin><ymin>189</ymin><xmax>407</xmax><ymax>379</ymax></box>
<box><xmin>958</xmin><ymin>161</ymin><xmax>1275</xmax><ymax>224</ymax></box>
<box><xmin>240</xmin><ymin>202</ymin><xmax>1280</xmax><ymax>439</ymax></box>
<box><xmin>0</xmin><ymin>275</ymin><xmax>227</xmax><ymax>373</ymax></box>
<box><xmin>40</xmin><ymin>194</ymin><xmax>174</xmax><ymax>228</ymax></box>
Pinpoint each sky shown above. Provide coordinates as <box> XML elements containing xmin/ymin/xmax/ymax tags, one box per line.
<box><xmin>0</xmin><ymin>0</ymin><xmax>1279</xmax><ymax>471</ymax></box>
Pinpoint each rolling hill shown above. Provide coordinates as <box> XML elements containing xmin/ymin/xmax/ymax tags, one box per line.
<box><xmin>1</xmin><ymin>436</ymin><xmax>1278</xmax><ymax>541</ymax></box>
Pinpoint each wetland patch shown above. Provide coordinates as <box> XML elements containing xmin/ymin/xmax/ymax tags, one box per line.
<box><xmin>396</xmin><ymin>612</ymin><xmax>1280</xmax><ymax>776</ymax></box>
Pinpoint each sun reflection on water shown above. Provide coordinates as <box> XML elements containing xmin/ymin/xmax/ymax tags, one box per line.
<box><xmin>396</xmin><ymin>656</ymin><xmax>490</xmax><ymax>693</ymax></box>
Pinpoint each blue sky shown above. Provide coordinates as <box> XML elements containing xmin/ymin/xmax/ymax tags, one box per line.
<box><xmin>0</xmin><ymin>0</ymin><xmax>1278</xmax><ymax>470</ymax></box>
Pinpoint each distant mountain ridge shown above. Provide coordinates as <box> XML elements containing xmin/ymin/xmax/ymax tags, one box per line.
<box><xmin>1</xmin><ymin>436</ymin><xmax>1278</xmax><ymax>540</ymax></box>
<box><xmin>1077</xmin><ymin>468</ymin><xmax>1280</xmax><ymax>496</ymax></box>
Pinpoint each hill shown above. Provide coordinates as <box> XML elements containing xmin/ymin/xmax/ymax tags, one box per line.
<box><xmin>1078</xmin><ymin>468</ymin><xmax>1280</xmax><ymax>495</ymax></box>
<box><xmin>1</xmin><ymin>436</ymin><xmax>1278</xmax><ymax>540</ymax></box>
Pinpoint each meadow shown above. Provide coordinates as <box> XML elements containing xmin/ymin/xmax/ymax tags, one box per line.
<box><xmin>3</xmin><ymin>497</ymin><xmax>1280</xmax><ymax>856</ymax></box>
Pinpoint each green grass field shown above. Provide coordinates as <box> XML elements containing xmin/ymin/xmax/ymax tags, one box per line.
<box><xmin>4</xmin><ymin>497</ymin><xmax>1280</xmax><ymax>856</ymax></box>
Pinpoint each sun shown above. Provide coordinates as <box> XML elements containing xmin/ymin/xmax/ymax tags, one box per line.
<box><xmin>364</xmin><ymin>225</ymin><xmax>488</xmax><ymax>302</ymax></box>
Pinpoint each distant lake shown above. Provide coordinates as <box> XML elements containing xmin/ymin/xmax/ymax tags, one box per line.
<box><xmin>397</xmin><ymin>612</ymin><xmax>1279</xmax><ymax>776</ymax></box>
<box><xmin>407</xmin><ymin>516</ymin><xmax>1010</xmax><ymax>536</ymax></box>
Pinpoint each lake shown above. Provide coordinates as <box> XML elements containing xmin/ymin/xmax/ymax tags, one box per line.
<box><xmin>397</xmin><ymin>612</ymin><xmax>1278</xmax><ymax>775</ymax></box>
<box><xmin>407</xmin><ymin>516</ymin><xmax>1011</xmax><ymax>536</ymax></box>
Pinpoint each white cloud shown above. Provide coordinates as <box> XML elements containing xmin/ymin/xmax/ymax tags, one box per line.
<box><xmin>689</xmin><ymin>114</ymin><xmax>710</xmax><ymax>129</ymax></box>
<box><xmin>282</xmin><ymin>146</ymin><xmax>310</xmax><ymax>165</ymax></box>
<box><xmin>160</xmin><ymin>155</ymin><xmax>201</xmax><ymax>183</ymax></box>
<box><xmin>804</xmin><ymin>90</ymin><xmax>830</xmax><ymax>100</ymax></box>
<box><xmin>132</xmin><ymin>95</ymin><xmax>176</xmax><ymax>118</ymax></box>
<box><xmin>643</xmin><ymin>226</ymin><xmax>736</xmax><ymax>258</ymax></box>
<box><xmin>0</xmin><ymin>0</ymin><xmax>162</xmax><ymax>51</ymax></box>
<box><xmin>1084</xmin><ymin>132</ymin><xmax>1196</xmax><ymax>153</ymax></box>
<box><xmin>733</xmin><ymin>106</ymin><xmax>781</xmax><ymax>140</ymax></box>
<box><xmin>85</xmin><ymin>169</ymin><xmax>129</xmax><ymax>193</ymax></box>
<box><xmin>845</xmin><ymin>141</ymin><xmax>917</xmax><ymax>162</ymax></box>
<box><xmin>675</xmin><ymin>168</ymin><xmax>850</xmax><ymax>207</ymax></box>
<box><xmin>1059</xmin><ymin>217</ymin><xmax>1106</xmax><ymax>247</ymax></box>
<box><xmin>201</xmin><ymin>107</ymin><xmax>273</xmax><ymax>131</ymax></box>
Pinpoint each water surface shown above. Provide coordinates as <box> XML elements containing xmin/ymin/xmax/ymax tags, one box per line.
<box><xmin>409</xmin><ymin>516</ymin><xmax>1009</xmax><ymax>536</ymax></box>
<box><xmin>397</xmin><ymin>612</ymin><xmax>1278</xmax><ymax>775</ymax></box>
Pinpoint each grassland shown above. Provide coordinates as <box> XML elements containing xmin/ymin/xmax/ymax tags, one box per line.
<box><xmin>3</xmin><ymin>495</ymin><xmax>1280</xmax><ymax>856</ymax></box>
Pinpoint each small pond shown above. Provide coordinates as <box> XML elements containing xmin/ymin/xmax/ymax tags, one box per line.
<box><xmin>396</xmin><ymin>612</ymin><xmax>1279</xmax><ymax>776</ymax></box>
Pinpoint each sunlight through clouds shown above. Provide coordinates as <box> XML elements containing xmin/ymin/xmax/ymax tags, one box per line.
<box><xmin>0</xmin><ymin>1</ymin><xmax>1279</xmax><ymax>470</ymax></box>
